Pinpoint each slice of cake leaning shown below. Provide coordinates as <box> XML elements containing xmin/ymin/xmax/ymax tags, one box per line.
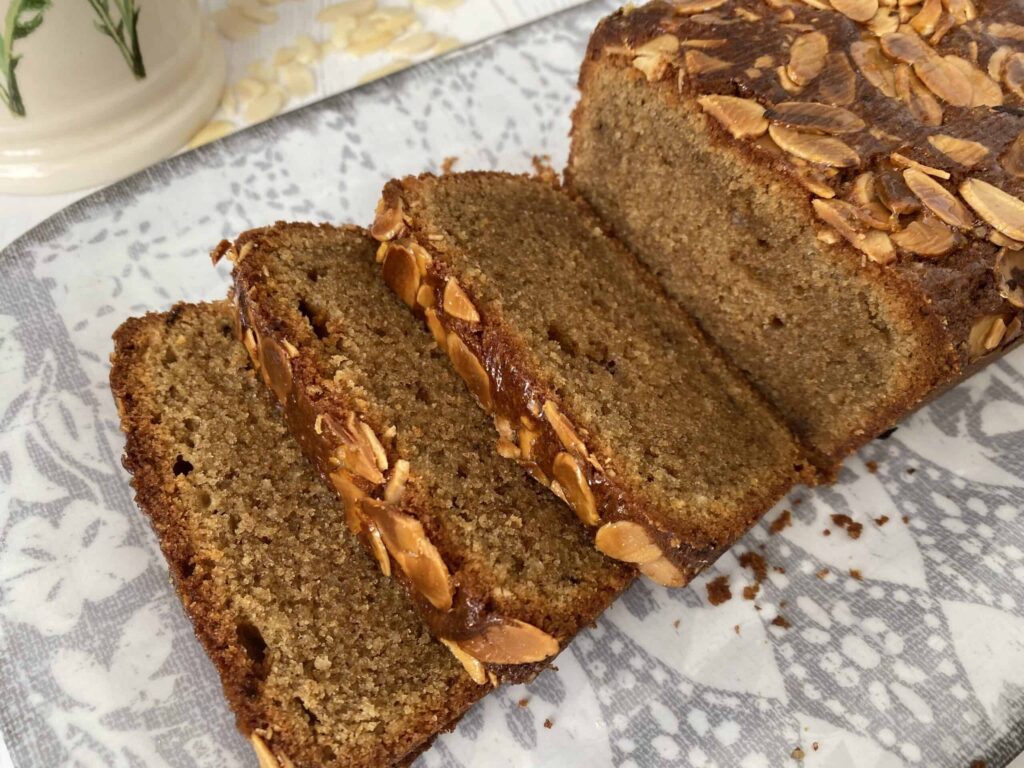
<box><xmin>110</xmin><ymin>302</ymin><xmax>486</xmax><ymax>768</ymax></box>
<box><xmin>568</xmin><ymin>0</ymin><xmax>1024</xmax><ymax>473</ymax></box>
<box><xmin>220</xmin><ymin>223</ymin><xmax>633</xmax><ymax>686</ymax></box>
<box><xmin>370</xmin><ymin>172</ymin><xmax>807</xmax><ymax>589</ymax></box>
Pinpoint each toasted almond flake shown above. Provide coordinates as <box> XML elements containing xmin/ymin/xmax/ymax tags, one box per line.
<box><xmin>696</xmin><ymin>95</ymin><xmax>768</xmax><ymax>139</ymax></box>
<box><xmin>424</xmin><ymin>308</ymin><xmax>447</xmax><ymax>346</ymax></box>
<box><xmin>991</xmin><ymin>231</ymin><xmax>1024</xmax><ymax>250</ymax></box>
<box><xmin>281</xmin><ymin>339</ymin><xmax>299</xmax><ymax>359</ymax></box>
<box><xmin>213</xmin><ymin>8</ymin><xmax>260</xmax><ymax>41</ymax></box>
<box><xmin>440</xmin><ymin>639</ymin><xmax>488</xmax><ymax>685</ymax></box>
<box><xmin>903</xmin><ymin>169</ymin><xmax>973</xmax><ymax>227</ymax></box>
<box><xmin>381</xmin><ymin>243</ymin><xmax>420</xmax><ymax>306</ymax></box>
<box><xmin>960</xmin><ymin>179</ymin><xmax>1024</xmax><ymax>242</ymax></box>
<box><xmin>552</xmin><ymin>452</ymin><xmax>599</xmax><ymax>526</ymax></box>
<box><xmin>754</xmin><ymin>54</ymin><xmax>775</xmax><ymax>68</ymax></box>
<box><xmin>988</xmin><ymin>46</ymin><xmax>1013</xmax><ymax>82</ymax></box>
<box><xmin>968</xmin><ymin>315</ymin><xmax>1004</xmax><ymax>359</ymax></box>
<box><xmin>914</xmin><ymin>54</ymin><xmax>974</xmax><ymax>107</ymax></box>
<box><xmin>880</xmin><ymin>29</ymin><xmax>932</xmax><ymax>64</ymax></box>
<box><xmin>852</xmin><ymin>200</ymin><xmax>895</xmax><ymax>230</ymax></box>
<box><xmin>1006</xmin><ymin>53</ymin><xmax>1024</xmax><ymax>99</ymax></box>
<box><xmin>792</xmin><ymin>164</ymin><xmax>837</xmax><ymax>197</ymax></box>
<box><xmin>360</xmin><ymin>422</ymin><xmax>388</xmax><ymax>472</ymax></box>
<box><xmin>595</xmin><ymin>520</ymin><xmax>662</xmax><ymax>564</ymax></box>
<box><xmin>294</xmin><ymin>35</ymin><xmax>322</xmax><ymax>64</ymax></box>
<box><xmin>414</xmin><ymin>0</ymin><xmax>466</xmax><ymax>7</ymax></box>
<box><xmin>909</xmin><ymin>0</ymin><xmax>941</xmax><ymax>34</ymax></box>
<box><xmin>894</xmin><ymin>63</ymin><xmax>943</xmax><ymax>126</ymax></box>
<box><xmin>942</xmin><ymin>0</ymin><xmax>975</xmax><ymax>24</ymax></box>
<box><xmin>989</xmin><ymin>22</ymin><xmax>1024</xmax><ymax>41</ymax></box>
<box><xmin>851</xmin><ymin>39</ymin><xmax>897</xmax><ymax>97</ymax></box>
<box><xmin>273</xmin><ymin>46</ymin><xmax>298</xmax><ymax>67</ymax></box>
<box><xmin>317</xmin><ymin>0</ymin><xmax>375</xmax><ymax>21</ymax></box>
<box><xmin>634</xmin><ymin>52</ymin><xmax>673</xmax><ymax>81</ymax></box>
<box><xmin>787</xmin><ymin>31</ymin><xmax>829</xmax><ymax>86</ymax></box>
<box><xmin>892</xmin><ymin>153</ymin><xmax>950</xmax><ymax>179</ymax></box>
<box><xmin>415</xmin><ymin>283</ymin><xmax>435</xmax><ymax>309</ymax></box>
<box><xmin>235</xmin><ymin>77</ymin><xmax>268</xmax><ymax>104</ymax></box>
<box><xmin>776</xmin><ymin>65</ymin><xmax>804</xmax><ymax>93</ymax></box>
<box><xmin>636</xmin><ymin>34</ymin><xmax>680</xmax><ymax>56</ymax></box>
<box><xmin>851</xmin><ymin>171</ymin><xmax>878</xmax><ymax>206</ymax></box>
<box><xmin>542</xmin><ymin>400</ymin><xmax>587</xmax><ymax>456</ymax></box>
<box><xmin>384</xmin><ymin>458</ymin><xmax>410</xmax><ymax>504</ymax></box>
<box><xmin>240</xmin><ymin>4</ymin><xmax>278</xmax><ymax>23</ymax></box>
<box><xmin>389</xmin><ymin>30</ymin><xmax>438</xmax><ymax>56</ymax></box>
<box><xmin>817</xmin><ymin>53</ymin><xmax>857</xmax><ymax>105</ymax></box>
<box><xmin>681</xmin><ymin>38</ymin><xmax>728</xmax><ymax>48</ymax></box>
<box><xmin>447</xmin><ymin>333</ymin><xmax>492</xmax><ymax>410</ymax></box>
<box><xmin>684</xmin><ymin>50</ymin><xmax>732</xmax><ymax>75</ymax></box>
<box><xmin>766</xmin><ymin>101</ymin><xmax>865</xmax><ymax>134</ymax></box>
<box><xmin>457</xmin><ymin>620</ymin><xmax>559</xmax><ymax>664</ymax></box>
<box><xmin>927</xmin><ymin>135</ymin><xmax>989</xmax><ymax>167</ymax></box>
<box><xmin>867</xmin><ymin>7</ymin><xmax>900</xmax><ymax>36</ymax></box>
<box><xmin>891</xmin><ymin>214</ymin><xmax>958</xmax><ymax>255</ymax></box>
<box><xmin>366</xmin><ymin>523</ymin><xmax>392</xmax><ymax>576</ymax></box>
<box><xmin>733</xmin><ymin>7</ymin><xmax>762</xmax><ymax>20</ymax></box>
<box><xmin>800</xmin><ymin>0</ymin><xmax>832</xmax><ymax>9</ymax></box>
<box><xmin>187</xmin><ymin>120</ymin><xmax>234</xmax><ymax>149</ymax></box>
<box><xmin>251</xmin><ymin>734</ymin><xmax>280</xmax><ymax>768</ymax></box>
<box><xmin>367</xmin><ymin>7</ymin><xmax>417</xmax><ymax>31</ymax></box>
<box><xmin>674</xmin><ymin>0</ymin><xmax>728</xmax><ymax>12</ymax></box>
<box><xmin>812</xmin><ymin>198</ymin><xmax>896</xmax><ymax>263</ymax></box>
<box><xmin>995</xmin><ymin>248</ymin><xmax>1024</xmax><ymax>308</ymax></box>
<box><xmin>347</xmin><ymin>26</ymin><xmax>399</xmax><ymax>57</ymax></box>
<box><xmin>442</xmin><ymin>279</ymin><xmax>480</xmax><ymax>323</ymax></box>
<box><xmin>280</xmin><ymin>62</ymin><xmax>316</xmax><ymax>97</ymax></box>
<box><xmin>830</xmin><ymin>0</ymin><xmax>878</xmax><ymax>21</ymax></box>
<box><xmin>244</xmin><ymin>87</ymin><xmax>286</xmax><ymax>124</ymax></box>
<box><xmin>818</xmin><ymin>228</ymin><xmax>842</xmax><ymax>244</ymax></box>
<box><xmin>768</xmin><ymin>124</ymin><xmax>859</xmax><ymax>167</ymax></box>
<box><xmin>639</xmin><ymin>556</ymin><xmax>687</xmax><ymax>587</ymax></box>
<box><xmin>944</xmin><ymin>55</ymin><xmax>1003</xmax><ymax>107</ymax></box>
<box><xmin>1003</xmin><ymin>132</ymin><xmax>1024</xmax><ymax>179</ymax></box>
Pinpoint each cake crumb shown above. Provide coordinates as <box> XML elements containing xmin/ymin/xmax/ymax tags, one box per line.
<box><xmin>673</xmin><ymin>619</ymin><xmax>681</xmax><ymax>629</ymax></box>
<box><xmin>774</xmin><ymin>566</ymin><xmax>786</xmax><ymax>574</ymax></box>
<box><xmin>743</xmin><ymin>584</ymin><xmax>760</xmax><ymax>600</ymax></box>
<box><xmin>816</xmin><ymin>568</ymin><xmax>829</xmax><ymax>579</ymax></box>
<box><xmin>822</xmin><ymin>529</ymin><xmax>831</xmax><ymax>536</ymax></box>
<box><xmin>906</xmin><ymin>467</ymin><xmax>916</xmax><ymax>474</ymax></box>
<box><xmin>771</xmin><ymin>615</ymin><xmax>791</xmax><ymax>629</ymax></box>
<box><xmin>865</xmin><ymin>460</ymin><xmax>879</xmax><ymax>473</ymax></box>
<box><xmin>734</xmin><ymin>624</ymin><xmax>741</xmax><ymax>634</ymax></box>
<box><xmin>812</xmin><ymin>742</ymin><xmax>820</xmax><ymax>751</ymax></box>
<box><xmin>791</xmin><ymin>747</ymin><xmax>805</xmax><ymax>760</ymax></box>
<box><xmin>518</xmin><ymin>698</ymin><xmax>529</xmax><ymax>708</ymax></box>
<box><xmin>970</xmin><ymin>761</ymin><xmax>986</xmax><ymax>768</ymax></box>
<box><xmin>830</xmin><ymin>514</ymin><xmax>863</xmax><ymax>539</ymax></box>
<box><xmin>739</xmin><ymin>551</ymin><xmax>768</xmax><ymax>583</ymax></box>
<box><xmin>543</xmin><ymin>719</ymin><xmax>553</xmax><ymax>729</ymax></box>
<box><xmin>792</xmin><ymin>497</ymin><xmax>803</xmax><ymax>506</ymax></box>
<box><xmin>849</xmin><ymin>568</ymin><xmax>863</xmax><ymax>580</ymax></box>
<box><xmin>902</xmin><ymin>515</ymin><xmax>910</xmax><ymax>524</ymax></box>
<box><xmin>706</xmin><ymin>575</ymin><xmax>732</xmax><ymax>605</ymax></box>
<box><xmin>769</xmin><ymin>509</ymin><xmax>792</xmax><ymax>534</ymax></box>
<box><xmin>440</xmin><ymin>156</ymin><xmax>459</xmax><ymax>174</ymax></box>
<box><xmin>875</xmin><ymin>515</ymin><xmax>890</xmax><ymax>526</ymax></box>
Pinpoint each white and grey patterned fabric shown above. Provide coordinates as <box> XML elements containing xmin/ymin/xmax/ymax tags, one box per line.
<box><xmin>1</xmin><ymin>3</ymin><xmax>1022</xmax><ymax>766</ymax></box>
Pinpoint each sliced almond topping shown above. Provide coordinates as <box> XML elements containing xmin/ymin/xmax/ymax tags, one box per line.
<box><xmin>541</xmin><ymin>400</ymin><xmax>587</xmax><ymax>456</ymax></box>
<box><xmin>851</xmin><ymin>171</ymin><xmax>878</xmax><ymax>206</ymax></box>
<box><xmin>340</xmin><ymin>436</ymin><xmax>385</xmax><ymax>486</ymax></box>
<box><xmin>894</xmin><ymin>63</ymin><xmax>943</xmax><ymax>126</ymax></box>
<box><xmin>329</xmin><ymin>470</ymin><xmax>365</xmax><ymax>525</ymax></box>
<box><xmin>943</xmin><ymin>55</ymin><xmax>1003</xmax><ymax>107</ymax></box>
<box><xmin>366</xmin><ymin>523</ymin><xmax>392</xmax><ymax>577</ymax></box>
<box><xmin>995</xmin><ymin>248</ymin><xmax>1024</xmax><ymax>308</ymax></box>
<box><xmin>696</xmin><ymin>95</ymin><xmax>768</xmax><ymax>139</ymax></box>
<box><xmin>496</xmin><ymin>438</ymin><xmax>520</xmax><ymax>459</ymax></box>
<box><xmin>639</xmin><ymin>556</ymin><xmax>687</xmax><ymax>587</ymax></box>
<box><xmin>959</xmin><ymin>179</ymin><xmax>1024</xmax><ymax>242</ymax></box>
<box><xmin>851</xmin><ymin>39</ymin><xmax>897</xmax><ymax>97</ymax></box>
<box><xmin>867</xmin><ymin>7</ymin><xmax>900</xmax><ymax>37</ymax></box>
<box><xmin>852</xmin><ymin>200</ymin><xmax>896</xmax><ymax>230</ymax></box>
<box><xmin>812</xmin><ymin>199</ymin><xmax>896</xmax><ymax>263</ymax></box>
<box><xmin>363</xmin><ymin>500</ymin><xmax>454</xmax><ymax>611</ymax></box>
<box><xmin>754</xmin><ymin>54</ymin><xmax>775</xmax><ymax>68</ymax></box>
<box><xmin>424</xmin><ymin>308</ymin><xmax>447</xmax><ymax>346</ymax></box>
<box><xmin>636</xmin><ymin>34</ymin><xmax>680</xmax><ymax>56</ymax></box>
<box><xmin>674</xmin><ymin>0</ymin><xmax>728</xmax><ymax>12</ymax></box>
<box><xmin>595</xmin><ymin>520</ymin><xmax>662</xmax><ymax>564</ymax></box>
<box><xmin>381</xmin><ymin>242</ymin><xmax>420</xmax><ymax>307</ymax></box>
<box><xmin>768</xmin><ymin>124</ymin><xmax>859</xmax><ymax>167</ymax></box>
<box><xmin>876</xmin><ymin>168</ymin><xmax>922</xmax><ymax>214</ymax></box>
<box><xmin>991</xmin><ymin>230</ymin><xmax>1024</xmax><ymax>250</ymax></box>
<box><xmin>384</xmin><ymin>459</ymin><xmax>410</xmax><ymax>504</ymax></box>
<box><xmin>792</xmin><ymin>164</ymin><xmax>837</xmax><ymax>198</ymax></box>
<box><xmin>942</xmin><ymin>0</ymin><xmax>976</xmax><ymax>25</ymax></box>
<box><xmin>243</xmin><ymin>327</ymin><xmax>259</xmax><ymax>361</ymax></box>
<box><xmin>370</xmin><ymin>197</ymin><xmax>405</xmax><ymax>241</ymax></box>
<box><xmin>909</xmin><ymin>0</ymin><xmax>942</xmax><ymax>35</ymax></box>
<box><xmin>968</xmin><ymin>315</ymin><xmax>1006</xmax><ymax>360</ymax></box>
<box><xmin>1006</xmin><ymin>53</ymin><xmax>1024</xmax><ymax>100</ymax></box>
<box><xmin>776</xmin><ymin>65</ymin><xmax>805</xmax><ymax>94</ymax></box>
<box><xmin>903</xmin><ymin>169</ymin><xmax>972</xmax><ymax>228</ymax></box>
<box><xmin>251</xmin><ymin>734</ymin><xmax>281</xmax><ymax>768</ymax></box>
<box><xmin>830</xmin><ymin>0</ymin><xmax>878</xmax><ymax>22</ymax></box>
<box><xmin>914</xmin><ymin>55</ymin><xmax>974</xmax><ymax>107</ymax></box>
<box><xmin>891</xmin><ymin>214</ymin><xmax>959</xmax><ymax>255</ymax></box>
<box><xmin>440</xmin><ymin>639</ymin><xmax>488</xmax><ymax>685</ymax></box>
<box><xmin>684</xmin><ymin>49</ymin><xmax>733</xmax><ymax>75</ymax></box>
<box><xmin>416</xmin><ymin>284</ymin><xmax>436</xmax><ymax>309</ymax></box>
<box><xmin>518</xmin><ymin>423</ymin><xmax>540</xmax><ymax>462</ymax></box>
<box><xmin>1003</xmin><ymin>132</ymin><xmax>1024</xmax><ymax>180</ymax></box>
<box><xmin>446</xmin><ymin>333</ymin><xmax>492</xmax><ymax>410</ymax></box>
<box><xmin>409</xmin><ymin>240</ymin><xmax>433</xmax><ymax>277</ymax></box>
<box><xmin>633</xmin><ymin>52</ymin><xmax>673</xmax><ymax>81</ymax></box>
<box><xmin>879</xmin><ymin>30</ymin><xmax>932</xmax><ymax>64</ymax></box>
<box><xmin>766</xmin><ymin>102</ymin><xmax>865</xmax><ymax>134</ymax></box>
<box><xmin>989</xmin><ymin>46</ymin><xmax>1013</xmax><ymax>82</ymax></box>
<box><xmin>551</xmin><ymin>452</ymin><xmax>599</xmax><ymax>526</ymax></box>
<box><xmin>457</xmin><ymin>619</ymin><xmax>559</xmax><ymax>664</ymax></box>
<box><xmin>988</xmin><ymin>22</ymin><xmax>1024</xmax><ymax>42</ymax></box>
<box><xmin>442</xmin><ymin>279</ymin><xmax>480</xmax><ymax>323</ymax></box>
<box><xmin>360</xmin><ymin>421</ymin><xmax>388</xmax><ymax>472</ymax></box>
<box><xmin>787</xmin><ymin>31</ymin><xmax>829</xmax><ymax>86</ymax></box>
<box><xmin>681</xmin><ymin>38</ymin><xmax>728</xmax><ymax>48</ymax></box>
<box><xmin>817</xmin><ymin>53</ymin><xmax>857</xmax><ymax>106</ymax></box>
<box><xmin>927</xmin><ymin>135</ymin><xmax>989</xmax><ymax>167</ymax></box>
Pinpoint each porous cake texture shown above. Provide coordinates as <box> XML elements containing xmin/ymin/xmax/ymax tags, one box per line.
<box><xmin>568</xmin><ymin>0</ymin><xmax>1024</xmax><ymax>472</ymax></box>
<box><xmin>110</xmin><ymin>302</ymin><xmax>484</xmax><ymax>768</ymax></box>
<box><xmin>371</xmin><ymin>172</ymin><xmax>807</xmax><ymax>589</ymax></box>
<box><xmin>222</xmin><ymin>223</ymin><xmax>633</xmax><ymax>686</ymax></box>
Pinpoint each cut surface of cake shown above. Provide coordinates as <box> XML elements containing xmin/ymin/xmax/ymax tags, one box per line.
<box><xmin>110</xmin><ymin>302</ymin><xmax>484</xmax><ymax>768</ymax></box>
<box><xmin>371</xmin><ymin>172</ymin><xmax>807</xmax><ymax>588</ymax></box>
<box><xmin>222</xmin><ymin>223</ymin><xmax>633</xmax><ymax>685</ymax></box>
<box><xmin>568</xmin><ymin>0</ymin><xmax>1024</xmax><ymax>472</ymax></box>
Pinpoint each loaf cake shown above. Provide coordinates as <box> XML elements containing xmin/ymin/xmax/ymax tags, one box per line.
<box><xmin>220</xmin><ymin>223</ymin><xmax>633</xmax><ymax>685</ymax></box>
<box><xmin>110</xmin><ymin>302</ymin><xmax>485</xmax><ymax>768</ymax></box>
<box><xmin>568</xmin><ymin>0</ymin><xmax>1024</xmax><ymax>472</ymax></box>
<box><xmin>370</xmin><ymin>172</ymin><xmax>807</xmax><ymax>588</ymax></box>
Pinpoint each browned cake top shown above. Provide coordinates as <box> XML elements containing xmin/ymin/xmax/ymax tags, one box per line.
<box><xmin>590</xmin><ymin>0</ymin><xmax>1024</xmax><ymax>360</ymax></box>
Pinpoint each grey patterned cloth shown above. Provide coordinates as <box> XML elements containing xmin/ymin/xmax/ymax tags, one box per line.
<box><xmin>1</xmin><ymin>3</ymin><xmax>1023</xmax><ymax>766</ymax></box>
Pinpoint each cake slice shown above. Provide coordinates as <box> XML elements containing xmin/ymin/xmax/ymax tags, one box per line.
<box><xmin>110</xmin><ymin>302</ymin><xmax>485</xmax><ymax>768</ymax></box>
<box><xmin>370</xmin><ymin>172</ymin><xmax>807</xmax><ymax>588</ymax></box>
<box><xmin>567</xmin><ymin>0</ymin><xmax>1024</xmax><ymax>472</ymax></box>
<box><xmin>221</xmin><ymin>223</ymin><xmax>633</xmax><ymax>686</ymax></box>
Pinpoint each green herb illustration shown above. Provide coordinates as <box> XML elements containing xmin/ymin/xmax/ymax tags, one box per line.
<box><xmin>88</xmin><ymin>0</ymin><xmax>145</xmax><ymax>79</ymax></box>
<box><xmin>0</xmin><ymin>0</ymin><xmax>51</xmax><ymax>117</ymax></box>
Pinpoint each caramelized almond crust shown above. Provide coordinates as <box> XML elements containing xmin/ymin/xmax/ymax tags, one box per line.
<box><xmin>109</xmin><ymin>303</ymin><xmax>483</xmax><ymax>768</ymax></box>
<box><xmin>371</xmin><ymin>172</ymin><xmax>808</xmax><ymax>587</ymax></box>
<box><xmin>222</xmin><ymin>223</ymin><xmax>633</xmax><ymax>684</ymax></box>
<box><xmin>568</xmin><ymin>1</ymin><xmax>1024</xmax><ymax>472</ymax></box>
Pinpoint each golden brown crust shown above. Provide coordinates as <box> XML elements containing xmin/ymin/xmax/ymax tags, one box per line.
<box><xmin>372</xmin><ymin>171</ymin><xmax>808</xmax><ymax>585</ymax></box>
<box><xmin>226</xmin><ymin>223</ymin><xmax>632</xmax><ymax>683</ymax></box>
<box><xmin>569</xmin><ymin>0</ymin><xmax>1024</xmax><ymax>471</ymax></box>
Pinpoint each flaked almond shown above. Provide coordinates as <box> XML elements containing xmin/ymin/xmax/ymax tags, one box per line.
<box><xmin>1003</xmin><ymin>132</ymin><xmax>1024</xmax><ymax>180</ymax></box>
<box><xmin>696</xmin><ymin>95</ymin><xmax>768</xmax><ymax>139</ymax></box>
<box><xmin>360</xmin><ymin>421</ymin><xmax>388</xmax><ymax>472</ymax></box>
<box><xmin>370</xmin><ymin>197</ymin><xmax>405</xmax><ymax>241</ymax></box>
<box><xmin>876</xmin><ymin>168</ymin><xmax>922</xmax><ymax>214</ymax></box>
<box><xmin>340</xmin><ymin>436</ymin><xmax>384</xmax><ymax>485</ymax></box>
<box><xmin>416</xmin><ymin>283</ymin><xmax>436</xmax><ymax>309</ymax></box>
<box><xmin>541</xmin><ymin>400</ymin><xmax>587</xmax><ymax>456</ymax></box>
<box><xmin>595</xmin><ymin>520</ymin><xmax>662</xmax><ymax>564</ymax></box>
<box><xmin>243</xmin><ymin>327</ymin><xmax>259</xmax><ymax>361</ymax></box>
<box><xmin>440</xmin><ymin>639</ymin><xmax>488</xmax><ymax>685</ymax></box>
<box><xmin>944</xmin><ymin>55</ymin><xmax>1003</xmax><ymax>107</ymax></box>
<box><xmin>684</xmin><ymin>49</ymin><xmax>732</xmax><ymax>75</ymax></box>
<box><xmin>943</xmin><ymin>0</ymin><xmax>976</xmax><ymax>25</ymax></box>
<box><xmin>852</xmin><ymin>200</ymin><xmax>895</xmax><ymax>230</ymax></box>
<box><xmin>991</xmin><ymin>230</ymin><xmax>1024</xmax><ymax>250</ymax></box>
<box><xmin>914</xmin><ymin>55</ymin><xmax>974</xmax><ymax>107</ymax></box>
<box><xmin>364</xmin><ymin>499</ymin><xmax>454</xmax><ymax>610</ymax></box>
<box><xmin>903</xmin><ymin>169</ymin><xmax>972</xmax><ymax>228</ymax></box>
<box><xmin>366</xmin><ymin>522</ymin><xmax>392</xmax><ymax>577</ymax></box>
<box><xmin>830</xmin><ymin>0</ymin><xmax>878</xmax><ymax>22</ymax></box>
<box><xmin>458</xmin><ymin>619</ymin><xmax>559</xmax><ymax>664</ymax></box>
<box><xmin>639</xmin><ymin>556</ymin><xmax>687</xmax><ymax>587</ymax></box>
<box><xmin>851</xmin><ymin>171</ymin><xmax>878</xmax><ymax>206</ymax></box>
<box><xmin>518</xmin><ymin>423</ymin><xmax>540</xmax><ymax>462</ymax></box>
<box><xmin>817</xmin><ymin>53</ymin><xmax>857</xmax><ymax>106</ymax></box>
<box><xmin>851</xmin><ymin>40</ymin><xmax>897</xmax><ymax>97</ymax></box>
<box><xmin>989</xmin><ymin>46</ymin><xmax>1013</xmax><ymax>82</ymax></box>
<box><xmin>927</xmin><ymin>134</ymin><xmax>989</xmax><ymax>167</ymax></box>
<box><xmin>551</xmin><ymin>452</ymin><xmax>599</xmax><ymax>526</ymax></box>
<box><xmin>989</xmin><ymin>22</ymin><xmax>1024</xmax><ymax>42</ymax></box>
<box><xmin>812</xmin><ymin>199</ymin><xmax>896</xmax><ymax>263</ymax></box>
<box><xmin>768</xmin><ymin>124</ymin><xmax>859</xmax><ymax>167</ymax></box>
<box><xmin>995</xmin><ymin>248</ymin><xmax>1024</xmax><ymax>308</ymax></box>
<box><xmin>424</xmin><ymin>308</ymin><xmax>447</xmax><ymax>346</ymax></box>
<box><xmin>891</xmin><ymin>214</ymin><xmax>959</xmax><ymax>255</ymax></box>
<box><xmin>787</xmin><ymin>31</ymin><xmax>829</xmax><ymax>86</ymax></box>
<box><xmin>968</xmin><ymin>314</ymin><xmax>1006</xmax><ymax>359</ymax></box>
<box><xmin>496</xmin><ymin>437</ymin><xmax>520</xmax><ymax>459</ymax></box>
<box><xmin>636</xmin><ymin>34</ymin><xmax>680</xmax><ymax>56</ymax></box>
<box><xmin>894</xmin><ymin>63</ymin><xmax>943</xmax><ymax>125</ymax></box>
<box><xmin>867</xmin><ymin>7</ymin><xmax>900</xmax><ymax>37</ymax></box>
<box><xmin>1006</xmin><ymin>53</ymin><xmax>1024</xmax><ymax>100</ymax></box>
<box><xmin>329</xmin><ymin>469</ymin><xmax>365</xmax><ymax>523</ymax></box>
<box><xmin>766</xmin><ymin>101</ymin><xmax>865</xmax><ymax>134</ymax></box>
<box><xmin>384</xmin><ymin>458</ymin><xmax>410</xmax><ymax>504</ymax></box>
<box><xmin>447</xmin><ymin>333</ymin><xmax>492</xmax><ymax>410</ymax></box>
<box><xmin>633</xmin><ymin>52</ymin><xmax>673</xmax><ymax>81</ymax></box>
<box><xmin>880</xmin><ymin>30</ymin><xmax>932</xmax><ymax>64</ymax></box>
<box><xmin>680</xmin><ymin>38</ymin><xmax>728</xmax><ymax>48</ymax></box>
<box><xmin>792</xmin><ymin>164</ymin><xmax>837</xmax><ymax>198</ymax></box>
<box><xmin>776</xmin><ymin>65</ymin><xmax>804</xmax><ymax>94</ymax></box>
<box><xmin>382</xmin><ymin>242</ymin><xmax>420</xmax><ymax>307</ymax></box>
<box><xmin>442</xmin><ymin>279</ymin><xmax>480</xmax><ymax>323</ymax></box>
<box><xmin>251</xmin><ymin>734</ymin><xmax>280</xmax><ymax>768</ymax></box>
<box><xmin>909</xmin><ymin>0</ymin><xmax>942</xmax><ymax>35</ymax></box>
<box><xmin>674</xmin><ymin>0</ymin><xmax>728</xmax><ymax>12</ymax></box>
<box><xmin>960</xmin><ymin>178</ymin><xmax>1024</xmax><ymax>242</ymax></box>
<box><xmin>409</xmin><ymin>240</ymin><xmax>433</xmax><ymax>276</ymax></box>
